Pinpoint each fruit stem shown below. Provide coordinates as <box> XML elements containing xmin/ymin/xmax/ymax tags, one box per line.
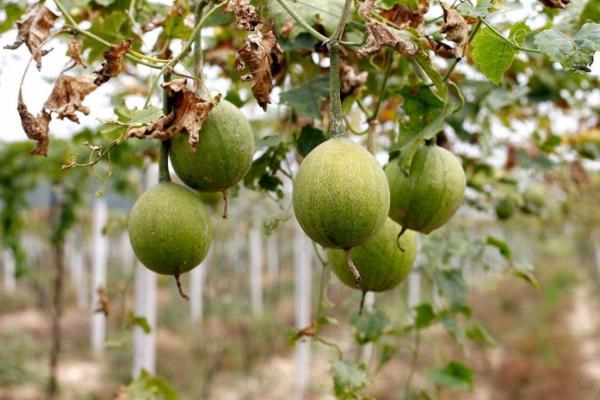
<box><xmin>396</xmin><ymin>227</ymin><xmax>407</xmax><ymax>252</ymax></box>
<box><xmin>193</xmin><ymin>0</ymin><xmax>211</xmax><ymax>98</ymax></box>
<box><xmin>327</xmin><ymin>0</ymin><xmax>353</xmax><ymax>138</ymax></box>
<box><xmin>159</xmin><ymin>73</ymin><xmax>172</xmax><ymax>183</ymax></box>
<box><xmin>359</xmin><ymin>291</ymin><xmax>366</xmax><ymax>316</ymax></box>
<box><xmin>328</xmin><ymin>42</ymin><xmax>345</xmax><ymax>138</ymax></box>
<box><xmin>174</xmin><ymin>272</ymin><xmax>190</xmax><ymax>301</ymax></box>
<box><xmin>221</xmin><ymin>189</ymin><xmax>229</xmax><ymax>219</ymax></box>
<box><xmin>344</xmin><ymin>248</ymin><xmax>361</xmax><ymax>288</ymax></box>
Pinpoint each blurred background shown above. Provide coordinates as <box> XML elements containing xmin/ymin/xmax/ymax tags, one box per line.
<box><xmin>1</xmin><ymin>0</ymin><xmax>600</xmax><ymax>399</ymax></box>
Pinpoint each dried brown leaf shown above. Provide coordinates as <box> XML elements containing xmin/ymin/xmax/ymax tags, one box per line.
<box><xmin>17</xmin><ymin>91</ymin><xmax>51</xmax><ymax>156</ymax></box>
<box><xmin>227</xmin><ymin>0</ymin><xmax>261</xmax><ymax>31</ymax></box>
<box><xmin>127</xmin><ymin>113</ymin><xmax>176</xmax><ymax>141</ymax></box>
<box><xmin>94</xmin><ymin>287</ymin><xmax>110</xmax><ymax>317</ymax></box>
<box><xmin>127</xmin><ymin>79</ymin><xmax>221</xmax><ymax>150</ymax></box>
<box><xmin>430</xmin><ymin>7</ymin><xmax>469</xmax><ymax>58</ymax></box>
<box><xmin>570</xmin><ymin>160</ymin><xmax>588</xmax><ymax>185</ymax></box>
<box><xmin>94</xmin><ymin>39</ymin><xmax>132</xmax><ymax>86</ymax></box>
<box><xmin>358</xmin><ymin>22</ymin><xmax>418</xmax><ymax>57</ymax></box>
<box><xmin>358</xmin><ymin>0</ymin><xmax>376</xmax><ymax>21</ymax></box>
<box><xmin>538</xmin><ymin>0</ymin><xmax>570</xmax><ymax>8</ymax></box>
<box><xmin>67</xmin><ymin>39</ymin><xmax>85</xmax><ymax>67</ymax></box>
<box><xmin>379</xmin><ymin>2</ymin><xmax>429</xmax><ymax>30</ymax></box>
<box><xmin>4</xmin><ymin>3</ymin><xmax>58</xmax><ymax>70</ymax></box>
<box><xmin>340</xmin><ymin>62</ymin><xmax>367</xmax><ymax>98</ymax></box>
<box><xmin>505</xmin><ymin>144</ymin><xmax>517</xmax><ymax>169</ymax></box>
<box><xmin>43</xmin><ymin>74</ymin><xmax>98</xmax><ymax>123</ymax></box>
<box><xmin>235</xmin><ymin>25</ymin><xmax>284</xmax><ymax>111</ymax></box>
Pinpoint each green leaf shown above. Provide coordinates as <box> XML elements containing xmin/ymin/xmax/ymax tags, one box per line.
<box><xmin>581</xmin><ymin>0</ymin><xmax>600</xmax><ymax>24</ymax></box>
<box><xmin>435</xmin><ymin>269</ymin><xmax>468</xmax><ymax>307</ymax></box>
<box><xmin>534</xmin><ymin>22</ymin><xmax>600</xmax><ymax>71</ymax></box>
<box><xmin>255</xmin><ymin>135</ymin><xmax>282</xmax><ymax>150</ymax></box>
<box><xmin>100</xmin><ymin>106</ymin><xmax>163</xmax><ymax>140</ymax></box>
<box><xmin>472</xmin><ymin>23</ymin><xmax>531</xmax><ymax>85</ymax></box>
<box><xmin>280</xmin><ymin>75</ymin><xmax>329</xmax><ymax>119</ymax></box>
<box><xmin>413</xmin><ymin>303</ymin><xmax>437</xmax><ymax>329</ymax></box>
<box><xmin>511</xmin><ymin>259</ymin><xmax>540</xmax><ymax>289</ymax></box>
<box><xmin>427</xmin><ymin>361</ymin><xmax>473</xmax><ymax>390</ymax></box>
<box><xmin>124</xmin><ymin>370</ymin><xmax>179</xmax><ymax>400</ymax></box>
<box><xmin>128</xmin><ymin>314</ymin><xmax>152</xmax><ymax>334</ymax></box>
<box><xmin>486</xmin><ymin>235</ymin><xmax>512</xmax><ymax>260</ymax></box>
<box><xmin>457</xmin><ymin>0</ymin><xmax>493</xmax><ymax>18</ymax></box>
<box><xmin>350</xmin><ymin>310</ymin><xmax>391</xmax><ymax>344</ymax></box>
<box><xmin>515</xmin><ymin>149</ymin><xmax>557</xmax><ymax>169</ymax></box>
<box><xmin>0</xmin><ymin>4</ymin><xmax>25</xmax><ymax>34</ymax></box>
<box><xmin>466</xmin><ymin>324</ymin><xmax>497</xmax><ymax>347</ymax></box>
<box><xmin>391</xmin><ymin>86</ymin><xmax>458</xmax><ymax>171</ymax></box>
<box><xmin>296</xmin><ymin>125</ymin><xmax>327</xmax><ymax>157</ymax></box>
<box><xmin>244</xmin><ymin>139</ymin><xmax>289</xmax><ymax>196</ymax></box>
<box><xmin>84</xmin><ymin>12</ymin><xmax>133</xmax><ymax>62</ymax></box>
<box><xmin>331</xmin><ymin>359</ymin><xmax>370</xmax><ymax>399</ymax></box>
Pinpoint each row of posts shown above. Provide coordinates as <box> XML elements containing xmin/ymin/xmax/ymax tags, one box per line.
<box><xmin>0</xmin><ymin>162</ymin><xmax>426</xmax><ymax>398</ymax></box>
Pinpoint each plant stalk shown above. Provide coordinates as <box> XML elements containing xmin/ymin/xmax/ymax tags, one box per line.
<box><xmin>159</xmin><ymin>73</ymin><xmax>172</xmax><ymax>183</ymax></box>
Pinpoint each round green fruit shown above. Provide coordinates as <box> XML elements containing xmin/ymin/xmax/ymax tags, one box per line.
<box><xmin>385</xmin><ymin>144</ymin><xmax>466</xmax><ymax>234</ymax></box>
<box><xmin>293</xmin><ymin>137</ymin><xmax>389</xmax><ymax>249</ymax></box>
<box><xmin>327</xmin><ymin>219</ymin><xmax>416</xmax><ymax>292</ymax></box>
<box><xmin>495</xmin><ymin>197</ymin><xmax>515</xmax><ymax>220</ymax></box>
<box><xmin>128</xmin><ymin>182</ymin><xmax>212</xmax><ymax>275</ymax></box>
<box><xmin>523</xmin><ymin>184</ymin><xmax>546</xmax><ymax>211</ymax></box>
<box><xmin>169</xmin><ymin>100</ymin><xmax>254</xmax><ymax>192</ymax></box>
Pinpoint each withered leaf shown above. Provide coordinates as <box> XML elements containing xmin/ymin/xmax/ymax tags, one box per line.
<box><xmin>94</xmin><ymin>287</ymin><xmax>110</xmax><ymax>317</ymax></box>
<box><xmin>235</xmin><ymin>25</ymin><xmax>284</xmax><ymax>111</ymax></box>
<box><xmin>94</xmin><ymin>39</ymin><xmax>132</xmax><ymax>86</ymax></box>
<box><xmin>4</xmin><ymin>3</ymin><xmax>58</xmax><ymax>70</ymax></box>
<box><xmin>67</xmin><ymin>39</ymin><xmax>85</xmax><ymax>67</ymax></box>
<box><xmin>358</xmin><ymin>0</ymin><xmax>418</xmax><ymax>58</ymax></box>
<box><xmin>358</xmin><ymin>0</ymin><xmax>376</xmax><ymax>21</ymax></box>
<box><xmin>358</xmin><ymin>23</ymin><xmax>419</xmax><ymax>57</ymax></box>
<box><xmin>43</xmin><ymin>74</ymin><xmax>98</xmax><ymax>123</ymax></box>
<box><xmin>570</xmin><ymin>160</ymin><xmax>588</xmax><ymax>185</ymax></box>
<box><xmin>430</xmin><ymin>7</ymin><xmax>469</xmax><ymax>58</ymax></box>
<box><xmin>379</xmin><ymin>1</ymin><xmax>429</xmax><ymax>31</ymax></box>
<box><xmin>17</xmin><ymin>91</ymin><xmax>51</xmax><ymax>156</ymax></box>
<box><xmin>538</xmin><ymin>0</ymin><xmax>570</xmax><ymax>8</ymax></box>
<box><xmin>340</xmin><ymin>62</ymin><xmax>367</xmax><ymax>98</ymax></box>
<box><xmin>127</xmin><ymin>79</ymin><xmax>221</xmax><ymax>150</ymax></box>
<box><xmin>226</xmin><ymin>0</ymin><xmax>261</xmax><ymax>31</ymax></box>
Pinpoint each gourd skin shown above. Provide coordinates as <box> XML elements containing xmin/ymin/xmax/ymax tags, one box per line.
<box><xmin>169</xmin><ymin>100</ymin><xmax>254</xmax><ymax>192</ymax></box>
<box><xmin>293</xmin><ymin>137</ymin><xmax>390</xmax><ymax>249</ymax></box>
<box><xmin>385</xmin><ymin>145</ymin><xmax>466</xmax><ymax>234</ymax></box>
<box><xmin>128</xmin><ymin>182</ymin><xmax>212</xmax><ymax>275</ymax></box>
<box><xmin>328</xmin><ymin>218</ymin><xmax>416</xmax><ymax>292</ymax></box>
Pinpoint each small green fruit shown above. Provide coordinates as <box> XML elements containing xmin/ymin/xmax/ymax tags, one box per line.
<box><xmin>128</xmin><ymin>182</ymin><xmax>212</xmax><ymax>275</ymax></box>
<box><xmin>169</xmin><ymin>100</ymin><xmax>254</xmax><ymax>192</ymax></box>
<box><xmin>327</xmin><ymin>219</ymin><xmax>416</xmax><ymax>292</ymax></box>
<box><xmin>523</xmin><ymin>184</ymin><xmax>546</xmax><ymax>211</ymax></box>
<box><xmin>385</xmin><ymin>145</ymin><xmax>466</xmax><ymax>234</ymax></box>
<box><xmin>495</xmin><ymin>197</ymin><xmax>515</xmax><ymax>220</ymax></box>
<box><xmin>293</xmin><ymin>137</ymin><xmax>389</xmax><ymax>249</ymax></box>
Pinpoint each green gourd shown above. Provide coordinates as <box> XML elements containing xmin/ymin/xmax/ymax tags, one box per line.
<box><xmin>169</xmin><ymin>100</ymin><xmax>254</xmax><ymax>193</ymax></box>
<box><xmin>385</xmin><ymin>144</ymin><xmax>466</xmax><ymax>234</ymax></box>
<box><xmin>293</xmin><ymin>137</ymin><xmax>389</xmax><ymax>249</ymax></box>
<box><xmin>328</xmin><ymin>218</ymin><xmax>416</xmax><ymax>292</ymax></box>
<box><xmin>128</xmin><ymin>182</ymin><xmax>212</xmax><ymax>275</ymax></box>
